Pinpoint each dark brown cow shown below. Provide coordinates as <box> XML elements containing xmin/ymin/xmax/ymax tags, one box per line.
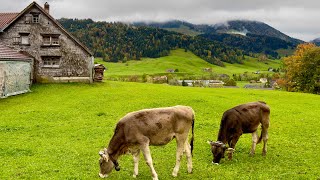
<box><xmin>208</xmin><ymin>101</ymin><xmax>270</xmax><ymax>164</ymax></box>
<box><xmin>99</xmin><ymin>105</ymin><xmax>195</xmax><ymax>180</ymax></box>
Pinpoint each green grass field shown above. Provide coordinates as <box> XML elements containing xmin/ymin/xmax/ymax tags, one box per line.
<box><xmin>96</xmin><ymin>49</ymin><xmax>281</xmax><ymax>78</ymax></box>
<box><xmin>1</xmin><ymin>81</ymin><xmax>319</xmax><ymax>179</ymax></box>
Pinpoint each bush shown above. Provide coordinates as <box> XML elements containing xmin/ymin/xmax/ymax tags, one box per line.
<box><xmin>182</xmin><ymin>80</ymin><xmax>189</xmax><ymax>86</ymax></box>
<box><xmin>224</xmin><ymin>79</ymin><xmax>237</xmax><ymax>86</ymax></box>
<box><xmin>168</xmin><ymin>78</ymin><xmax>180</xmax><ymax>86</ymax></box>
<box><xmin>128</xmin><ymin>75</ymin><xmax>139</xmax><ymax>82</ymax></box>
<box><xmin>142</xmin><ymin>74</ymin><xmax>147</xmax><ymax>83</ymax></box>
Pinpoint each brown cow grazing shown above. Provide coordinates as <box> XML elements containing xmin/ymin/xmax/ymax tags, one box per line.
<box><xmin>208</xmin><ymin>101</ymin><xmax>270</xmax><ymax>164</ymax></box>
<box><xmin>99</xmin><ymin>105</ymin><xmax>195</xmax><ymax>180</ymax></box>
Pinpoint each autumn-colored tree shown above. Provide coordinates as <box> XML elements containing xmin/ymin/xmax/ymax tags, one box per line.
<box><xmin>296</xmin><ymin>47</ymin><xmax>320</xmax><ymax>94</ymax></box>
<box><xmin>283</xmin><ymin>43</ymin><xmax>320</xmax><ymax>94</ymax></box>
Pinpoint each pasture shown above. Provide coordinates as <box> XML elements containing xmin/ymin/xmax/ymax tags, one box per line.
<box><xmin>1</xmin><ymin>81</ymin><xmax>319</xmax><ymax>179</ymax></box>
<box><xmin>96</xmin><ymin>49</ymin><xmax>281</xmax><ymax>77</ymax></box>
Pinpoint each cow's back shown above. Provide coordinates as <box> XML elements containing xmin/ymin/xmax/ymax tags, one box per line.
<box><xmin>220</xmin><ymin>102</ymin><xmax>269</xmax><ymax>134</ymax></box>
<box><xmin>120</xmin><ymin>106</ymin><xmax>194</xmax><ymax>146</ymax></box>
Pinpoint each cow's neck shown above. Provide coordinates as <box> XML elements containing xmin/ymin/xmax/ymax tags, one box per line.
<box><xmin>217</xmin><ymin>128</ymin><xmax>227</xmax><ymax>144</ymax></box>
<box><xmin>107</xmin><ymin>141</ymin><xmax>122</xmax><ymax>161</ymax></box>
<box><xmin>107</xmin><ymin>123</ymin><xmax>126</xmax><ymax>162</ymax></box>
<box><xmin>107</xmin><ymin>133</ymin><xmax>125</xmax><ymax>167</ymax></box>
<box><xmin>107</xmin><ymin>142</ymin><xmax>122</xmax><ymax>169</ymax></box>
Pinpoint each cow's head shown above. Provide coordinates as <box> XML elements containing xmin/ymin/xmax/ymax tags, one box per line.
<box><xmin>98</xmin><ymin>148</ymin><xmax>120</xmax><ymax>178</ymax></box>
<box><xmin>208</xmin><ymin>141</ymin><xmax>233</xmax><ymax>164</ymax></box>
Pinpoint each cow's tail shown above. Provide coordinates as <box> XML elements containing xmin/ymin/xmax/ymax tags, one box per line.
<box><xmin>257</xmin><ymin>101</ymin><xmax>270</xmax><ymax>144</ymax></box>
<box><xmin>190</xmin><ymin>112</ymin><xmax>195</xmax><ymax>156</ymax></box>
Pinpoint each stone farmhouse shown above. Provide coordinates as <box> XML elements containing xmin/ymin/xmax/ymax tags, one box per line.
<box><xmin>0</xmin><ymin>1</ymin><xmax>94</xmax><ymax>83</ymax></box>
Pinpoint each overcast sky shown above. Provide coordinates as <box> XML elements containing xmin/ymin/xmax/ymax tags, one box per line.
<box><xmin>1</xmin><ymin>0</ymin><xmax>320</xmax><ymax>41</ymax></box>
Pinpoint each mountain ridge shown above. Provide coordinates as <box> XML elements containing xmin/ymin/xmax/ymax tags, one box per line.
<box><xmin>133</xmin><ymin>19</ymin><xmax>304</xmax><ymax>58</ymax></box>
<box><xmin>133</xmin><ymin>19</ymin><xmax>303</xmax><ymax>44</ymax></box>
<box><xmin>311</xmin><ymin>38</ymin><xmax>320</xmax><ymax>46</ymax></box>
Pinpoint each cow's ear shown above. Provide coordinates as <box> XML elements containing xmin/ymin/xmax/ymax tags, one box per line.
<box><xmin>99</xmin><ymin>150</ymin><xmax>104</xmax><ymax>157</ymax></box>
<box><xmin>207</xmin><ymin>140</ymin><xmax>213</xmax><ymax>146</ymax></box>
<box><xmin>99</xmin><ymin>150</ymin><xmax>109</xmax><ymax>161</ymax></box>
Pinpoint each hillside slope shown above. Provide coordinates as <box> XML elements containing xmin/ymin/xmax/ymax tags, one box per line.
<box><xmin>97</xmin><ymin>49</ymin><xmax>281</xmax><ymax>76</ymax></box>
<box><xmin>58</xmin><ymin>18</ymin><xmax>244</xmax><ymax>66</ymax></box>
<box><xmin>213</xmin><ymin>20</ymin><xmax>303</xmax><ymax>45</ymax></box>
<box><xmin>134</xmin><ymin>20</ymin><xmax>303</xmax><ymax>58</ymax></box>
<box><xmin>311</xmin><ymin>38</ymin><xmax>320</xmax><ymax>46</ymax></box>
<box><xmin>134</xmin><ymin>20</ymin><xmax>303</xmax><ymax>44</ymax></box>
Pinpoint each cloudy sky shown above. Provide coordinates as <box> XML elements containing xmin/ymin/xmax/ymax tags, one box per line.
<box><xmin>1</xmin><ymin>0</ymin><xmax>320</xmax><ymax>41</ymax></box>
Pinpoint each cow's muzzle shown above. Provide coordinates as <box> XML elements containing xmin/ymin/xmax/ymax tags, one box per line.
<box><xmin>99</xmin><ymin>173</ymin><xmax>108</xmax><ymax>178</ymax></box>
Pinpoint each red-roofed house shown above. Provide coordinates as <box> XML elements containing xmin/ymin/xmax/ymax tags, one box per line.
<box><xmin>0</xmin><ymin>1</ymin><xmax>94</xmax><ymax>83</ymax></box>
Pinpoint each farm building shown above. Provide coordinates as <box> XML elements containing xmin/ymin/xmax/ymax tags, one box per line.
<box><xmin>178</xmin><ymin>80</ymin><xmax>224</xmax><ymax>87</ymax></box>
<box><xmin>0</xmin><ymin>2</ymin><xmax>94</xmax><ymax>83</ymax></box>
<box><xmin>0</xmin><ymin>43</ymin><xmax>33</xmax><ymax>98</ymax></box>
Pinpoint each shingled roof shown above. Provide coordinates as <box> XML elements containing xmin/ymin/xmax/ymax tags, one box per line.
<box><xmin>0</xmin><ymin>43</ymin><xmax>32</xmax><ymax>60</ymax></box>
<box><xmin>0</xmin><ymin>13</ymin><xmax>19</xmax><ymax>30</ymax></box>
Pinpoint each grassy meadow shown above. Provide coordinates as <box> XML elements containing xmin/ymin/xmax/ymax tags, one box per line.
<box><xmin>96</xmin><ymin>49</ymin><xmax>281</xmax><ymax>78</ymax></box>
<box><xmin>1</xmin><ymin>81</ymin><xmax>320</xmax><ymax>179</ymax></box>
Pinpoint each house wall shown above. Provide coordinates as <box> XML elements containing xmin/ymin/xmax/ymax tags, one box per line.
<box><xmin>0</xmin><ymin>63</ymin><xmax>4</xmax><ymax>97</ymax></box>
<box><xmin>0</xmin><ymin>6</ymin><xmax>93</xmax><ymax>83</ymax></box>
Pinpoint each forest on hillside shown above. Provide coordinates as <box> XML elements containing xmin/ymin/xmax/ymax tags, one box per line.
<box><xmin>58</xmin><ymin>18</ymin><xmax>244</xmax><ymax>66</ymax></box>
<box><xmin>199</xmin><ymin>33</ymin><xmax>295</xmax><ymax>58</ymax></box>
<box><xmin>133</xmin><ymin>20</ymin><xmax>302</xmax><ymax>59</ymax></box>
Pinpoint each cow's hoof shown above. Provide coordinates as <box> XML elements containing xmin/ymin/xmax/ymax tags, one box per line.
<box><xmin>133</xmin><ymin>174</ymin><xmax>137</xmax><ymax>178</ymax></box>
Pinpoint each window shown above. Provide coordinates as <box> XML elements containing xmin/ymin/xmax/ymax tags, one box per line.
<box><xmin>25</xmin><ymin>14</ymin><xmax>32</xmax><ymax>24</ymax></box>
<box><xmin>43</xmin><ymin>36</ymin><xmax>51</xmax><ymax>45</ymax></box>
<box><xmin>51</xmin><ymin>37</ymin><xmax>59</xmax><ymax>45</ymax></box>
<box><xmin>13</xmin><ymin>37</ymin><xmax>20</xmax><ymax>45</ymax></box>
<box><xmin>42</xmin><ymin>56</ymin><xmax>61</xmax><ymax>68</ymax></box>
<box><xmin>41</xmin><ymin>34</ymin><xmax>60</xmax><ymax>46</ymax></box>
<box><xmin>21</xmin><ymin>36</ymin><xmax>29</xmax><ymax>45</ymax></box>
<box><xmin>32</xmin><ymin>14</ymin><xmax>39</xmax><ymax>23</ymax></box>
<box><xmin>18</xmin><ymin>33</ymin><xmax>30</xmax><ymax>45</ymax></box>
<box><xmin>29</xmin><ymin>12</ymin><xmax>40</xmax><ymax>24</ymax></box>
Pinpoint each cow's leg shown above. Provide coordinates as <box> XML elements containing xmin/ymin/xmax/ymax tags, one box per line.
<box><xmin>261</xmin><ymin>113</ymin><xmax>270</xmax><ymax>156</ymax></box>
<box><xmin>172</xmin><ymin>134</ymin><xmax>187</xmax><ymax>177</ymax></box>
<box><xmin>140</xmin><ymin>143</ymin><xmax>158</xmax><ymax>180</ymax></box>
<box><xmin>132</xmin><ymin>150</ymin><xmax>140</xmax><ymax>178</ymax></box>
<box><xmin>228</xmin><ymin>134</ymin><xmax>241</xmax><ymax>160</ymax></box>
<box><xmin>184</xmin><ymin>140</ymin><xmax>193</xmax><ymax>174</ymax></box>
<box><xmin>250</xmin><ymin>131</ymin><xmax>258</xmax><ymax>156</ymax></box>
<box><xmin>261</xmin><ymin>124</ymin><xmax>269</xmax><ymax>156</ymax></box>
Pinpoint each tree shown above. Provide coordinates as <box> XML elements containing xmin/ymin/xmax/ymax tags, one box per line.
<box><xmin>283</xmin><ymin>43</ymin><xmax>320</xmax><ymax>94</ymax></box>
<box><xmin>295</xmin><ymin>47</ymin><xmax>320</xmax><ymax>94</ymax></box>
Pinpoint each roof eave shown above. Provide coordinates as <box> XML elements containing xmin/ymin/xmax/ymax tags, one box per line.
<box><xmin>0</xmin><ymin>58</ymin><xmax>33</xmax><ymax>61</ymax></box>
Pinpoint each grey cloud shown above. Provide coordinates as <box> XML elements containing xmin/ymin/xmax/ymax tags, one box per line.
<box><xmin>1</xmin><ymin>0</ymin><xmax>320</xmax><ymax>41</ymax></box>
